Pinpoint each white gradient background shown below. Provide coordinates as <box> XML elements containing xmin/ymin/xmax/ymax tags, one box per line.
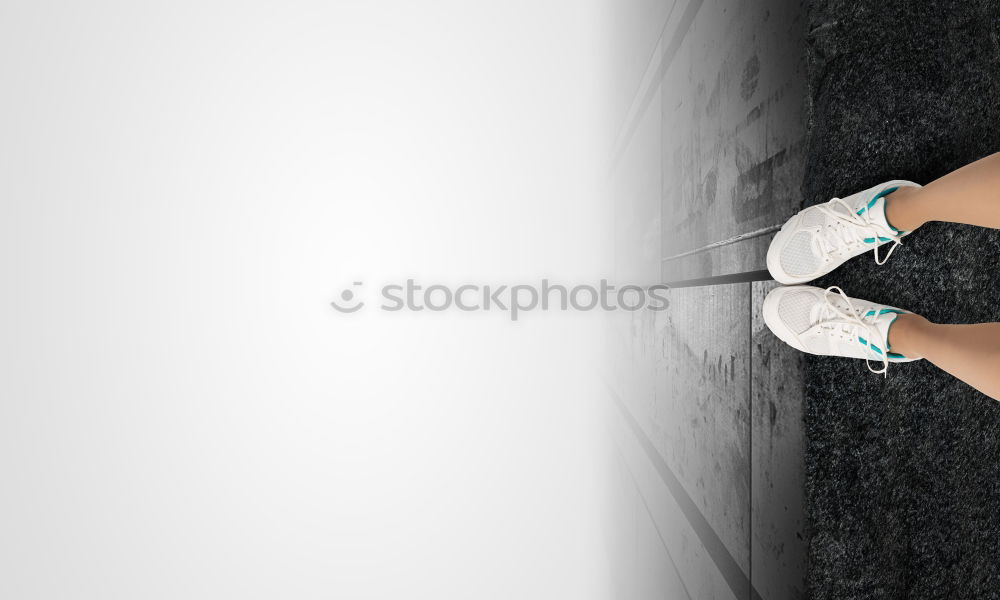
<box><xmin>0</xmin><ymin>1</ymin><xmax>614</xmax><ymax>599</ymax></box>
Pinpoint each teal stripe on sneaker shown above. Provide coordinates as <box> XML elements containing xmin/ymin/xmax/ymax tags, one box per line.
<box><xmin>863</xmin><ymin>308</ymin><xmax>904</xmax><ymax>317</ymax></box>
<box><xmin>863</xmin><ymin>236</ymin><xmax>895</xmax><ymax>244</ymax></box>
<box><xmin>857</xmin><ymin>336</ymin><xmax>884</xmax><ymax>355</ymax></box>
<box><xmin>856</xmin><ymin>186</ymin><xmax>899</xmax><ymax>216</ymax></box>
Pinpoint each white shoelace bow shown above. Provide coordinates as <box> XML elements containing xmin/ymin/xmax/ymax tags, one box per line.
<box><xmin>820</xmin><ymin>286</ymin><xmax>891</xmax><ymax>376</ymax></box>
<box><xmin>814</xmin><ymin>197</ymin><xmax>902</xmax><ymax>265</ymax></box>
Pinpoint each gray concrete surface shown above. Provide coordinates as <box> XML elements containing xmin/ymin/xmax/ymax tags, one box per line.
<box><xmin>751</xmin><ymin>281</ymin><xmax>807</xmax><ymax>600</ymax></box>
<box><xmin>608</xmin><ymin>0</ymin><xmax>808</xmax><ymax>598</ymax></box>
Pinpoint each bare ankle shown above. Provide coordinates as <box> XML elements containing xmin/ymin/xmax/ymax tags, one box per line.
<box><xmin>888</xmin><ymin>312</ymin><xmax>931</xmax><ymax>359</ymax></box>
<box><xmin>884</xmin><ymin>186</ymin><xmax>929</xmax><ymax>232</ymax></box>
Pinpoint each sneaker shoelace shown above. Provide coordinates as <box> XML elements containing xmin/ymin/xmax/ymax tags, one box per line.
<box><xmin>813</xmin><ymin>197</ymin><xmax>902</xmax><ymax>266</ymax></box>
<box><xmin>819</xmin><ymin>286</ymin><xmax>891</xmax><ymax>376</ymax></box>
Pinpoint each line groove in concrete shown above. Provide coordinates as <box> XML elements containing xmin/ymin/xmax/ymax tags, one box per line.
<box><xmin>610</xmin><ymin>388</ymin><xmax>764</xmax><ymax>600</ymax></box>
<box><xmin>661</xmin><ymin>224</ymin><xmax>781</xmax><ymax>262</ymax></box>
<box><xmin>611</xmin><ymin>438</ymin><xmax>695</xmax><ymax>600</ymax></box>
<box><xmin>612</xmin><ymin>0</ymin><xmax>705</xmax><ymax>166</ymax></box>
<box><xmin>612</xmin><ymin>0</ymin><xmax>679</xmax><ymax>152</ymax></box>
<box><xmin>747</xmin><ymin>282</ymin><xmax>754</xmax><ymax>600</ymax></box>
<box><xmin>663</xmin><ymin>269</ymin><xmax>772</xmax><ymax>289</ymax></box>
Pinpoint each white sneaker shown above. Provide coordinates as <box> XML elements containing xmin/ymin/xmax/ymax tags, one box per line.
<box><xmin>762</xmin><ymin>285</ymin><xmax>920</xmax><ymax>375</ymax></box>
<box><xmin>766</xmin><ymin>180</ymin><xmax>921</xmax><ymax>284</ymax></box>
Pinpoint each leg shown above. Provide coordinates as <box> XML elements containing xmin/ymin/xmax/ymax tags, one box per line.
<box><xmin>885</xmin><ymin>152</ymin><xmax>1000</xmax><ymax>231</ymax></box>
<box><xmin>889</xmin><ymin>313</ymin><xmax>1000</xmax><ymax>401</ymax></box>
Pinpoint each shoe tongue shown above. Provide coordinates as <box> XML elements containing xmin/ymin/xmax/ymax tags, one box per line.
<box><xmin>871</xmin><ymin>311</ymin><xmax>897</xmax><ymax>345</ymax></box>
<box><xmin>853</xmin><ymin>186</ymin><xmax>897</xmax><ymax>232</ymax></box>
<box><xmin>860</xmin><ymin>310</ymin><xmax>900</xmax><ymax>356</ymax></box>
